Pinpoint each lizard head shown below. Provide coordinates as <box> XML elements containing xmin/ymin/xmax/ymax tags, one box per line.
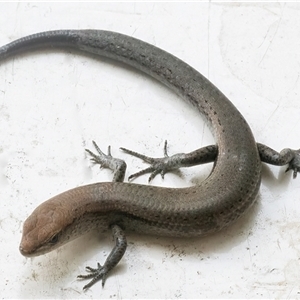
<box><xmin>19</xmin><ymin>194</ymin><xmax>74</xmax><ymax>257</ymax></box>
<box><xmin>19</xmin><ymin>183</ymin><xmax>111</xmax><ymax>257</ymax></box>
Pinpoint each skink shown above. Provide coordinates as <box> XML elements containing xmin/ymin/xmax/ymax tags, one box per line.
<box><xmin>0</xmin><ymin>30</ymin><xmax>299</xmax><ymax>290</ymax></box>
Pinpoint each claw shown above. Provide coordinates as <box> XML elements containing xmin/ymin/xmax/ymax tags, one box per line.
<box><xmin>120</xmin><ymin>147</ymin><xmax>155</xmax><ymax>164</ymax></box>
<box><xmin>285</xmin><ymin>149</ymin><xmax>300</xmax><ymax>179</ymax></box>
<box><xmin>85</xmin><ymin>141</ymin><xmax>112</xmax><ymax>168</ymax></box>
<box><xmin>85</xmin><ymin>141</ymin><xmax>127</xmax><ymax>183</ymax></box>
<box><xmin>148</xmin><ymin>169</ymin><xmax>161</xmax><ymax>183</ymax></box>
<box><xmin>78</xmin><ymin>262</ymin><xmax>107</xmax><ymax>290</ymax></box>
<box><xmin>163</xmin><ymin>140</ymin><xmax>169</xmax><ymax>157</ymax></box>
<box><xmin>128</xmin><ymin>167</ymin><xmax>155</xmax><ymax>181</ymax></box>
<box><xmin>285</xmin><ymin>166</ymin><xmax>299</xmax><ymax>179</ymax></box>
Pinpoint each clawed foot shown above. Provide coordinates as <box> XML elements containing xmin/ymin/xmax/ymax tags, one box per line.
<box><xmin>78</xmin><ymin>262</ymin><xmax>108</xmax><ymax>290</ymax></box>
<box><xmin>121</xmin><ymin>140</ymin><xmax>185</xmax><ymax>182</ymax></box>
<box><xmin>77</xmin><ymin>224</ymin><xmax>126</xmax><ymax>290</ymax></box>
<box><xmin>86</xmin><ymin>141</ymin><xmax>127</xmax><ymax>183</ymax></box>
<box><xmin>285</xmin><ymin>149</ymin><xmax>300</xmax><ymax>179</ymax></box>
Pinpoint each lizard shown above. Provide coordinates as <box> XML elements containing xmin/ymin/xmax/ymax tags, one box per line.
<box><xmin>0</xmin><ymin>30</ymin><xmax>299</xmax><ymax>290</ymax></box>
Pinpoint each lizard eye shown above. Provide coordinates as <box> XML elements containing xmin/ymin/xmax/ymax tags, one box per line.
<box><xmin>49</xmin><ymin>233</ymin><xmax>59</xmax><ymax>245</ymax></box>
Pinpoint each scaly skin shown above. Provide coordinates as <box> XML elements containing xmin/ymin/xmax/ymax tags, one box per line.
<box><xmin>0</xmin><ymin>30</ymin><xmax>299</xmax><ymax>289</ymax></box>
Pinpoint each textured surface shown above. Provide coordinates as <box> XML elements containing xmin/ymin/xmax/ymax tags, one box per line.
<box><xmin>1</xmin><ymin>3</ymin><xmax>300</xmax><ymax>299</ymax></box>
<box><xmin>3</xmin><ymin>29</ymin><xmax>262</xmax><ymax>245</ymax></box>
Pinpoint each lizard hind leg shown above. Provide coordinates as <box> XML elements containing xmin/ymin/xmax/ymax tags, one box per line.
<box><xmin>121</xmin><ymin>140</ymin><xmax>218</xmax><ymax>183</ymax></box>
<box><xmin>285</xmin><ymin>149</ymin><xmax>300</xmax><ymax>178</ymax></box>
<box><xmin>257</xmin><ymin>143</ymin><xmax>300</xmax><ymax>179</ymax></box>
